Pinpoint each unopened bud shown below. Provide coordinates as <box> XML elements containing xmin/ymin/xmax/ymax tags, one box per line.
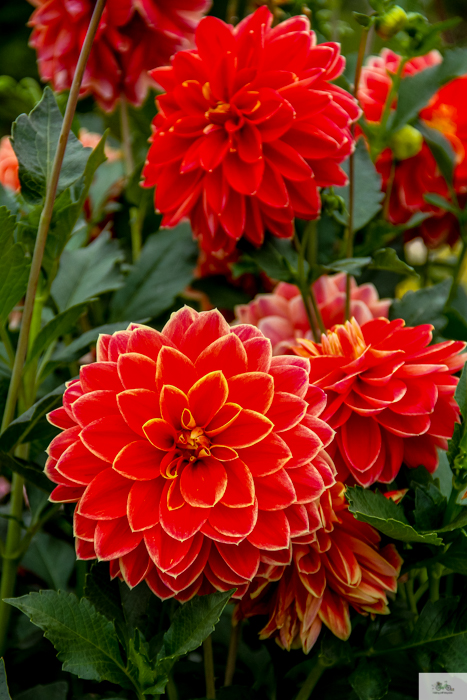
<box><xmin>375</xmin><ymin>5</ymin><xmax>408</xmax><ymax>40</ymax></box>
<box><xmin>390</xmin><ymin>125</ymin><xmax>424</xmax><ymax>160</ymax></box>
<box><xmin>322</xmin><ymin>192</ymin><xmax>346</xmax><ymax>215</ymax></box>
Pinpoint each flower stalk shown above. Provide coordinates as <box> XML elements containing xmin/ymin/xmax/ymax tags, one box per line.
<box><xmin>204</xmin><ymin>634</ymin><xmax>216</xmax><ymax>699</ymax></box>
<box><xmin>224</xmin><ymin>619</ymin><xmax>242</xmax><ymax>686</ymax></box>
<box><xmin>295</xmin><ymin>655</ymin><xmax>328</xmax><ymax>700</ymax></box>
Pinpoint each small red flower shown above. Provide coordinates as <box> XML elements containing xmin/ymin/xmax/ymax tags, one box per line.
<box><xmin>143</xmin><ymin>6</ymin><xmax>360</xmax><ymax>255</ymax></box>
<box><xmin>0</xmin><ymin>137</ymin><xmax>20</xmax><ymax>192</ymax></box>
<box><xmin>236</xmin><ymin>482</ymin><xmax>402</xmax><ymax>652</ymax></box>
<box><xmin>235</xmin><ymin>273</ymin><xmax>390</xmax><ymax>355</ymax></box>
<box><xmin>45</xmin><ymin>308</ymin><xmax>337</xmax><ymax>600</ymax></box>
<box><xmin>358</xmin><ymin>49</ymin><xmax>467</xmax><ymax>248</ymax></box>
<box><xmin>28</xmin><ymin>0</ymin><xmax>211</xmax><ymax>112</ymax></box>
<box><xmin>294</xmin><ymin>317</ymin><xmax>466</xmax><ymax>487</ymax></box>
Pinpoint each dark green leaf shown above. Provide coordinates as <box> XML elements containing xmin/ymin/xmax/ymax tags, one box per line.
<box><xmin>454</xmin><ymin>363</ymin><xmax>467</xmax><ymax>419</ymax></box>
<box><xmin>84</xmin><ymin>565</ymin><xmax>127</xmax><ymax>646</ymax></box>
<box><xmin>5</xmin><ymin>591</ymin><xmax>135</xmax><ymax>689</ymax></box>
<box><xmin>0</xmin><ymin>451</ymin><xmax>53</xmax><ymax>492</ymax></box>
<box><xmin>413</xmin><ymin>482</ymin><xmax>446</xmax><ymax>531</ymax></box>
<box><xmin>321</xmin><ymin>257</ymin><xmax>372</xmax><ymax>277</ymax></box>
<box><xmin>0</xmin><ymin>660</ymin><xmax>11</xmax><ymax>700</ymax></box>
<box><xmin>334</xmin><ymin>139</ymin><xmax>384</xmax><ymax>232</ymax></box>
<box><xmin>436</xmin><ymin>507</ymin><xmax>467</xmax><ymax>532</ymax></box>
<box><xmin>346</xmin><ymin>487</ymin><xmax>443</xmax><ymax>545</ymax></box>
<box><xmin>191</xmin><ymin>278</ymin><xmax>251</xmax><ymax>309</ymax></box>
<box><xmin>110</xmin><ymin>225</ymin><xmax>198</xmax><ymax>322</ymax></box>
<box><xmin>52</xmin><ymin>321</ymin><xmax>141</xmax><ymax>363</ymax></box>
<box><xmin>51</xmin><ymin>233</ymin><xmax>124</xmax><ymax>312</ymax></box>
<box><xmin>15</xmin><ymin>681</ymin><xmax>68</xmax><ymax>700</ymax></box>
<box><xmin>392</xmin><ymin>49</ymin><xmax>467</xmax><ymax>133</ymax></box>
<box><xmin>418</xmin><ymin>122</ymin><xmax>456</xmax><ymax>189</ymax></box>
<box><xmin>0</xmin><ymin>384</ymin><xmax>64</xmax><ymax>453</ymax></box>
<box><xmin>26</xmin><ymin>302</ymin><xmax>89</xmax><ymax>366</ymax></box>
<box><xmin>439</xmin><ymin>532</ymin><xmax>467</xmax><ymax>575</ymax></box>
<box><xmin>242</xmin><ymin>239</ymin><xmax>298</xmax><ymax>284</ymax></box>
<box><xmin>0</xmin><ymin>207</ymin><xmax>30</xmax><ymax>326</ymax></box>
<box><xmin>11</xmin><ymin>88</ymin><xmax>89</xmax><ymax>205</ymax></box>
<box><xmin>369</xmin><ymin>248</ymin><xmax>417</xmax><ymax>277</ymax></box>
<box><xmin>353</xmin><ymin>11</ymin><xmax>372</xmax><ymax>27</ymax></box>
<box><xmin>389</xmin><ymin>278</ymin><xmax>451</xmax><ymax>329</ymax></box>
<box><xmin>22</xmin><ymin>533</ymin><xmax>75</xmax><ymax>590</ymax></box>
<box><xmin>349</xmin><ymin>658</ymin><xmax>390</xmax><ymax>700</ymax></box>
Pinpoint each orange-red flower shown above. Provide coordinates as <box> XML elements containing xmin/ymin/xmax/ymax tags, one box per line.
<box><xmin>0</xmin><ymin>137</ymin><xmax>20</xmax><ymax>192</ymax></box>
<box><xmin>236</xmin><ymin>482</ymin><xmax>402</xmax><ymax>652</ymax></box>
<box><xmin>142</xmin><ymin>6</ymin><xmax>359</xmax><ymax>255</ymax></box>
<box><xmin>28</xmin><ymin>0</ymin><xmax>211</xmax><ymax>112</ymax></box>
<box><xmin>45</xmin><ymin>308</ymin><xmax>337</xmax><ymax>600</ymax></box>
<box><xmin>358</xmin><ymin>49</ymin><xmax>467</xmax><ymax>248</ymax></box>
<box><xmin>235</xmin><ymin>273</ymin><xmax>390</xmax><ymax>355</ymax></box>
<box><xmin>294</xmin><ymin>317</ymin><xmax>466</xmax><ymax>487</ymax></box>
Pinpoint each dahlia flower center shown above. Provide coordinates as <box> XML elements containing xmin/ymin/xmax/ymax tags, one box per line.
<box><xmin>203</xmin><ymin>82</ymin><xmax>261</xmax><ymax>132</ymax></box>
<box><xmin>321</xmin><ymin>319</ymin><xmax>367</xmax><ymax>360</ymax></box>
<box><xmin>176</xmin><ymin>427</ymin><xmax>210</xmax><ymax>458</ymax></box>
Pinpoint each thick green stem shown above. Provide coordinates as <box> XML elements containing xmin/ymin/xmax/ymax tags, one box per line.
<box><xmin>167</xmin><ymin>674</ymin><xmax>178</xmax><ymax>700</ymax></box>
<box><xmin>406</xmin><ymin>578</ymin><xmax>418</xmax><ymax>619</ymax></box>
<box><xmin>295</xmin><ymin>232</ymin><xmax>324</xmax><ymax>340</ymax></box>
<box><xmin>120</xmin><ymin>95</ymin><xmax>143</xmax><ymax>264</ymax></box>
<box><xmin>0</xmin><ymin>0</ymin><xmax>107</xmax><ymax>436</ymax></box>
<box><xmin>203</xmin><ymin>635</ymin><xmax>216</xmax><ymax>699</ymax></box>
<box><xmin>295</xmin><ymin>655</ymin><xmax>328</xmax><ymax>700</ymax></box>
<box><xmin>429</xmin><ymin>571</ymin><xmax>441</xmax><ymax>603</ymax></box>
<box><xmin>0</xmin><ymin>326</ymin><xmax>15</xmax><ymax>368</ymax></box>
<box><xmin>224</xmin><ymin>619</ymin><xmax>242</xmax><ymax>687</ymax></box>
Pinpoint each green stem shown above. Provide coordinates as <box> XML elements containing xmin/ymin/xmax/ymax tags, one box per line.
<box><xmin>203</xmin><ymin>634</ymin><xmax>216</xmax><ymax>699</ymax></box>
<box><xmin>167</xmin><ymin>674</ymin><xmax>178</xmax><ymax>700</ymax></box>
<box><xmin>0</xmin><ymin>325</ymin><xmax>15</xmax><ymax>368</ymax></box>
<box><xmin>406</xmin><ymin>578</ymin><xmax>418</xmax><ymax>619</ymax></box>
<box><xmin>295</xmin><ymin>233</ymin><xmax>321</xmax><ymax>341</ymax></box>
<box><xmin>430</xmin><ymin>570</ymin><xmax>441</xmax><ymax>603</ymax></box>
<box><xmin>224</xmin><ymin>618</ymin><xmax>242</xmax><ymax>687</ymax></box>
<box><xmin>413</xmin><ymin>582</ymin><xmax>429</xmax><ymax>604</ymax></box>
<box><xmin>295</xmin><ymin>655</ymin><xmax>327</xmax><ymax>700</ymax></box>
<box><xmin>447</xmin><ymin>238</ymin><xmax>467</xmax><ymax>307</ymax></box>
<box><xmin>120</xmin><ymin>94</ymin><xmax>134</xmax><ymax>176</ymax></box>
<box><xmin>0</xmin><ymin>0</ymin><xmax>108</xmax><ymax>436</ymax></box>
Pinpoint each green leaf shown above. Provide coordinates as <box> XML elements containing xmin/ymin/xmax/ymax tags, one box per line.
<box><xmin>26</xmin><ymin>302</ymin><xmax>89</xmax><ymax>366</ymax></box>
<box><xmin>110</xmin><ymin>225</ymin><xmax>198</xmax><ymax>322</ymax></box>
<box><xmin>15</xmin><ymin>681</ymin><xmax>68</xmax><ymax>700</ymax></box>
<box><xmin>241</xmin><ymin>239</ymin><xmax>298</xmax><ymax>284</ymax></box>
<box><xmin>321</xmin><ymin>257</ymin><xmax>372</xmax><ymax>277</ymax></box>
<box><xmin>346</xmin><ymin>486</ymin><xmax>443</xmax><ymax>545</ymax></box>
<box><xmin>84</xmin><ymin>565</ymin><xmax>127</xmax><ymax>646</ymax></box>
<box><xmin>369</xmin><ymin>248</ymin><xmax>417</xmax><ymax>277</ymax></box>
<box><xmin>0</xmin><ymin>451</ymin><xmax>53</xmax><ymax>492</ymax></box>
<box><xmin>0</xmin><ymin>207</ymin><xmax>30</xmax><ymax>325</ymax></box>
<box><xmin>418</xmin><ymin>122</ymin><xmax>456</xmax><ymax>190</ymax></box>
<box><xmin>0</xmin><ymin>660</ymin><xmax>12</xmax><ymax>700</ymax></box>
<box><xmin>439</xmin><ymin>532</ymin><xmax>467</xmax><ymax>575</ymax></box>
<box><xmin>52</xmin><ymin>321</ymin><xmax>140</xmax><ymax>363</ymax></box>
<box><xmin>413</xmin><ymin>481</ymin><xmax>446</xmax><ymax>531</ymax></box>
<box><xmin>156</xmin><ymin>590</ymin><xmax>234</xmax><ymax>683</ymax></box>
<box><xmin>454</xmin><ymin>363</ymin><xmax>467</xmax><ymax>418</ymax></box>
<box><xmin>5</xmin><ymin>591</ymin><xmax>135</xmax><ymax>689</ymax></box>
<box><xmin>22</xmin><ymin>532</ymin><xmax>75</xmax><ymax>590</ymax></box>
<box><xmin>11</xmin><ymin>88</ymin><xmax>90</xmax><ymax>205</ymax></box>
<box><xmin>436</xmin><ymin>507</ymin><xmax>467</xmax><ymax>533</ymax></box>
<box><xmin>0</xmin><ymin>384</ymin><xmax>64</xmax><ymax>453</ymax></box>
<box><xmin>191</xmin><ymin>278</ymin><xmax>251</xmax><ymax>309</ymax></box>
<box><xmin>51</xmin><ymin>232</ymin><xmax>124</xmax><ymax>312</ymax></box>
<box><xmin>392</xmin><ymin>48</ymin><xmax>467</xmax><ymax>133</ymax></box>
<box><xmin>334</xmin><ymin>139</ymin><xmax>384</xmax><ymax>232</ymax></box>
<box><xmin>423</xmin><ymin>193</ymin><xmax>458</xmax><ymax>215</ymax></box>
<box><xmin>349</xmin><ymin>658</ymin><xmax>390</xmax><ymax>700</ymax></box>
<box><xmin>389</xmin><ymin>278</ymin><xmax>451</xmax><ymax>329</ymax></box>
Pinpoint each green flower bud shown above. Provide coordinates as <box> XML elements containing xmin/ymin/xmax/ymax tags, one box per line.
<box><xmin>390</xmin><ymin>125</ymin><xmax>424</xmax><ymax>160</ymax></box>
<box><xmin>375</xmin><ymin>5</ymin><xmax>408</xmax><ymax>40</ymax></box>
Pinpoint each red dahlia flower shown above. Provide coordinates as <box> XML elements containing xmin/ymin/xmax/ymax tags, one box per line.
<box><xmin>358</xmin><ymin>49</ymin><xmax>467</xmax><ymax>248</ymax></box>
<box><xmin>142</xmin><ymin>6</ymin><xmax>360</xmax><ymax>255</ymax></box>
<box><xmin>293</xmin><ymin>317</ymin><xmax>466</xmax><ymax>487</ymax></box>
<box><xmin>236</xmin><ymin>482</ymin><xmax>402</xmax><ymax>652</ymax></box>
<box><xmin>45</xmin><ymin>308</ymin><xmax>337</xmax><ymax>601</ymax></box>
<box><xmin>235</xmin><ymin>273</ymin><xmax>390</xmax><ymax>355</ymax></box>
<box><xmin>0</xmin><ymin>137</ymin><xmax>20</xmax><ymax>192</ymax></box>
<box><xmin>28</xmin><ymin>0</ymin><xmax>211</xmax><ymax>112</ymax></box>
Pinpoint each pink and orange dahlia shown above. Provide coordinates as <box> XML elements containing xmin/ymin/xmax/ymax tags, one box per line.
<box><xmin>28</xmin><ymin>0</ymin><xmax>211</xmax><ymax>112</ymax></box>
<box><xmin>236</xmin><ymin>482</ymin><xmax>402</xmax><ymax>652</ymax></box>
<box><xmin>45</xmin><ymin>308</ymin><xmax>337</xmax><ymax>601</ymax></box>
<box><xmin>358</xmin><ymin>49</ymin><xmax>467</xmax><ymax>248</ymax></box>
<box><xmin>143</xmin><ymin>5</ymin><xmax>360</xmax><ymax>255</ymax></box>
<box><xmin>235</xmin><ymin>273</ymin><xmax>390</xmax><ymax>355</ymax></box>
<box><xmin>0</xmin><ymin>137</ymin><xmax>20</xmax><ymax>193</ymax></box>
<box><xmin>294</xmin><ymin>317</ymin><xmax>466</xmax><ymax>487</ymax></box>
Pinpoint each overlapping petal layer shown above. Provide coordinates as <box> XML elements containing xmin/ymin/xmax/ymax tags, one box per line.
<box><xmin>28</xmin><ymin>0</ymin><xmax>211</xmax><ymax>112</ymax></box>
<box><xmin>45</xmin><ymin>308</ymin><xmax>337</xmax><ymax>600</ymax></box>
<box><xmin>236</xmin><ymin>482</ymin><xmax>402</xmax><ymax>652</ymax></box>
<box><xmin>235</xmin><ymin>273</ymin><xmax>390</xmax><ymax>355</ymax></box>
<box><xmin>293</xmin><ymin>317</ymin><xmax>466</xmax><ymax>486</ymax></box>
<box><xmin>358</xmin><ymin>48</ymin><xmax>467</xmax><ymax>248</ymax></box>
<box><xmin>143</xmin><ymin>6</ymin><xmax>360</xmax><ymax>254</ymax></box>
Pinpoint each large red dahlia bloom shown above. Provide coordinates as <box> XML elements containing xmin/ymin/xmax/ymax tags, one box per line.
<box><xmin>358</xmin><ymin>49</ymin><xmax>467</xmax><ymax>248</ymax></box>
<box><xmin>294</xmin><ymin>317</ymin><xmax>466</xmax><ymax>487</ymax></box>
<box><xmin>142</xmin><ymin>6</ymin><xmax>360</xmax><ymax>255</ymax></box>
<box><xmin>236</xmin><ymin>482</ymin><xmax>402</xmax><ymax>652</ymax></box>
<box><xmin>235</xmin><ymin>273</ymin><xmax>390</xmax><ymax>355</ymax></box>
<box><xmin>45</xmin><ymin>308</ymin><xmax>336</xmax><ymax>600</ymax></box>
<box><xmin>28</xmin><ymin>0</ymin><xmax>211</xmax><ymax>112</ymax></box>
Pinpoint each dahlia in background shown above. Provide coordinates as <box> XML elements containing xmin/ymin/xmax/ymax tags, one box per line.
<box><xmin>236</xmin><ymin>482</ymin><xmax>402</xmax><ymax>652</ymax></box>
<box><xmin>294</xmin><ymin>317</ymin><xmax>466</xmax><ymax>487</ymax></box>
<box><xmin>44</xmin><ymin>308</ymin><xmax>337</xmax><ymax>601</ymax></box>
<box><xmin>143</xmin><ymin>5</ymin><xmax>360</xmax><ymax>255</ymax></box>
<box><xmin>236</xmin><ymin>273</ymin><xmax>390</xmax><ymax>355</ymax></box>
<box><xmin>358</xmin><ymin>49</ymin><xmax>467</xmax><ymax>248</ymax></box>
<box><xmin>0</xmin><ymin>137</ymin><xmax>20</xmax><ymax>192</ymax></box>
<box><xmin>28</xmin><ymin>0</ymin><xmax>211</xmax><ymax>112</ymax></box>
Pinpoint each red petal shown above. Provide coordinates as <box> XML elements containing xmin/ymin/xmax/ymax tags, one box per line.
<box><xmin>227</xmin><ymin>372</ymin><xmax>274</xmax><ymax>413</ymax></box>
<box><xmin>127</xmin><ymin>479</ymin><xmax>165</xmax><ymax>531</ymax></box>
<box><xmin>48</xmin><ymin>406</ymin><xmax>76</xmax><ymax>430</ymax></box>
<box><xmin>160</xmin><ymin>481</ymin><xmax>208</xmax><ymax>540</ymax></box>
<box><xmin>220</xmin><ymin>458</ymin><xmax>255</xmax><ymax>507</ymax></box>
<box><xmin>216</xmin><ymin>539</ymin><xmax>260</xmax><ymax>580</ymax></box>
<box><xmin>73</xmin><ymin>511</ymin><xmax>97</xmax><ymax>541</ymax></box>
<box><xmin>120</xmin><ymin>541</ymin><xmax>152</xmax><ymax>587</ymax></box>
<box><xmin>95</xmin><ymin>518</ymin><xmax>142</xmax><ymax>560</ymax></box>
<box><xmin>195</xmin><ymin>333</ymin><xmax>248</xmax><ymax>379</ymax></box>
<box><xmin>127</xmin><ymin>326</ymin><xmax>176</xmax><ymax>360</ymax></box>
<box><xmin>76</xmin><ymin>538</ymin><xmax>96</xmax><ymax>560</ymax></box>
<box><xmin>145</xmin><ymin>524</ymin><xmax>200</xmax><ymax>572</ymax></box>
<box><xmin>178</xmin><ymin>310</ymin><xmax>230</xmax><ymax>363</ymax></box>
<box><xmin>47</xmin><ymin>426</ymin><xmax>81</xmax><ymax>460</ymax></box>
<box><xmin>263</xmin><ymin>141</ymin><xmax>312</xmax><ymax>181</ymax></box>
<box><xmin>143</xmin><ymin>419</ymin><xmax>176</xmax><ymax>451</ymax></box>
<box><xmin>266</xmin><ymin>392</ymin><xmax>307</xmax><ymax>432</ymax></box>
<box><xmin>160</xmin><ymin>386</ymin><xmax>190</xmax><ymax>429</ymax></box>
<box><xmin>145</xmin><ymin>567</ymin><xmax>176</xmax><ymax>600</ymax></box>
<box><xmin>247</xmin><ymin>509</ymin><xmax>290</xmax><ymax>550</ymax></box>
<box><xmin>80</xmin><ymin>362</ymin><xmax>123</xmax><ymax>393</ymax></box>
<box><xmin>223</xmin><ymin>150</ymin><xmax>264</xmax><ymax>195</ymax></box>
<box><xmin>269</xmin><ymin>363</ymin><xmax>309</xmax><ymax>398</ymax></box>
<box><xmin>284</xmin><ymin>504</ymin><xmax>310</xmax><ymax>537</ymax></box>
<box><xmin>56</xmin><ymin>440</ymin><xmax>108</xmax><ymax>485</ymax></box>
<box><xmin>212</xmin><ymin>409</ymin><xmax>273</xmax><ymax>448</ymax></box>
<box><xmin>180</xmin><ymin>457</ymin><xmax>228</xmax><ymax>508</ymax></box>
<box><xmin>209</xmin><ymin>499</ymin><xmax>258</xmax><ymax>537</ymax></box>
<box><xmin>71</xmin><ymin>390</ymin><xmax>119</xmax><ymax>427</ymax></box>
<box><xmin>79</xmin><ymin>468</ymin><xmax>132</xmax><ymax>520</ymax></box>
<box><xmin>80</xmin><ymin>416</ymin><xmax>138</xmax><ymax>463</ymax></box>
<box><xmin>118</xmin><ymin>353</ymin><xmax>157</xmax><ymax>391</ymax></box>
<box><xmin>255</xmin><ymin>469</ymin><xmax>296</xmax><ymax>510</ymax></box>
<box><xmin>280</xmin><ymin>424</ymin><xmax>323</xmax><ymax>468</ymax></box>
<box><xmin>207</xmin><ymin>550</ymin><xmax>251</xmax><ymax>586</ymax></box>
<box><xmin>156</xmin><ymin>346</ymin><xmax>198</xmax><ymax>394</ymax></box>
<box><xmin>49</xmin><ymin>484</ymin><xmax>85</xmax><ymax>503</ymax></box>
<box><xmin>117</xmin><ymin>389</ymin><xmax>160</xmax><ymax>436</ymax></box>
<box><xmin>376</xmin><ymin>410</ymin><xmax>430</xmax><ymax>437</ymax></box>
<box><xmin>188</xmin><ymin>371</ymin><xmax>228</xmax><ymax>427</ymax></box>
<box><xmin>107</xmin><ymin>332</ymin><xmax>132</xmax><ymax>362</ymax></box>
<box><xmin>340</xmin><ymin>413</ymin><xmax>382</xmax><ymax>472</ymax></box>
<box><xmin>243</xmin><ymin>337</ymin><xmax>272</xmax><ymax>373</ymax></box>
<box><xmin>237</xmin><ymin>432</ymin><xmax>292</xmax><ymax>477</ymax></box>
<box><xmin>291</xmin><ymin>463</ymin><xmax>326</xmax><ymax>503</ymax></box>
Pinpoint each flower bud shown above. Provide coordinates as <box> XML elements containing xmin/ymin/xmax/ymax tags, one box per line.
<box><xmin>390</xmin><ymin>124</ymin><xmax>424</xmax><ymax>160</ymax></box>
<box><xmin>375</xmin><ymin>5</ymin><xmax>408</xmax><ymax>40</ymax></box>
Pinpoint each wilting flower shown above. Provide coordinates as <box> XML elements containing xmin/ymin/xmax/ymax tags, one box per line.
<box><xmin>235</xmin><ymin>273</ymin><xmax>390</xmax><ymax>355</ymax></box>
<box><xmin>0</xmin><ymin>137</ymin><xmax>20</xmax><ymax>192</ymax></box>
<box><xmin>28</xmin><ymin>0</ymin><xmax>211</xmax><ymax>112</ymax></box>
<box><xmin>236</xmin><ymin>482</ymin><xmax>402</xmax><ymax>652</ymax></box>
<box><xmin>143</xmin><ymin>5</ymin><xmax>360</xmax><ymax>255</ymax></box>
<box><xmin>294</xmin><ymin>317</ymin><xmax>466</xmax><ymax>487</ymax></box>
<box><xmin>45</xmin><ymin>308</ymin><xmax>337</xmax><ymax>600</ymax></box>
<box><xmin>358</xmin><ymin>49</ymin><xmax>467</xmax><ymax>248</ymax></box>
